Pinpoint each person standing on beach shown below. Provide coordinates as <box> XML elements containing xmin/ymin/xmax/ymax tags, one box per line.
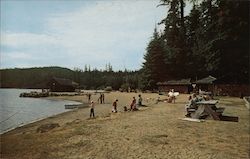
<box><xmin>138</xmin><ymin>94</ymin><xmax>142</xmax><ymax>106</ymax></box>
<box><xmin>89</xmin><ymin>101</ymin><xmax>95</xmax><ymax>118</ymax></box>
<box><xmin>112</xmin><ymin>99</ymin><xmax>118</xmax><ymax>113</ymax></box>
<box><xmin>99</xmin><ymin>93</ymin><xmax>103</xmax><ymax>104</ymax></box>
<box><xmin>102</xmin><ymin>93</ymin><xmax>105</xmax><ymax>104</ymax></box>
<box><xmin>87</xmin><ymin>93</ymin><xmax>91</xmax><ymax>103</ymax></box>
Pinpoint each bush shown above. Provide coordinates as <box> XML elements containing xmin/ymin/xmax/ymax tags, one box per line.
<box><xmin>104</xmin><ymin>86</ymin><xmax>112</xmax><ymax>91</ymax></box>
<box><xmin>120</xmin><ymin>83</ymin><xmax>130</xmax><ymax>92</ymax></box>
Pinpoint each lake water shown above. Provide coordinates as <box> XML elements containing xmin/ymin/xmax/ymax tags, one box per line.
<box><xmin>0</xmin><ymin>88</ymin><xmax>82</xmax><ymax>134</ymax></box>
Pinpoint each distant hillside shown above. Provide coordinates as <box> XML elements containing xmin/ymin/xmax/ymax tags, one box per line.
<box><xmin>0</xmin><ymin>67</ymin><xmax>75</xmax><ymax>88</ymax></box>
<box><xmin>0</xmin><ymin>66</ymin><xmax>140</xmax><ymax>90</ymax></box>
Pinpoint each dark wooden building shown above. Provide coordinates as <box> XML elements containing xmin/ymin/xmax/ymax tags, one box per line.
<box><xmin>47</xmin><ymin>77</ymin><xmax>78</xmax><ymax>92</ymax></box>
<box><xmin>214</xmin><ymin>84</ymin><xmax>250</xmax><ymax>97</ymax></box>
<box><xmin>158</xmin><ymin>75</ymin><xmax>250</xmax><ymax>97</ymax></box>
<box><xmin>195</xmin><ymin>75</ymin><xmax>217</xmax><ymax>93</ymax></box>
<box><xmin>195</xmin><ymin>75</ymin><xmax>250</xmax><ymax>97</ymax></box>
<box><xmin>213</xmin><ymin>75</ymin><xmax>250</xmax><ymax>97</ymax></box>
<box><xmin>157</xmin><ymin>79</ymin><xmax>192</xmax><ymax>93</ymax></box>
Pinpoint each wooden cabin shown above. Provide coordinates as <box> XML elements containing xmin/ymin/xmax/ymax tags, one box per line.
<box><xmin>157</xmin><ymin>79</ymin><xmax>192</xmax><ymax>93</ymax></box>
<box><xmin>195</xmin><ymin>75</ymin><xmax>217</xmax><ymax>93</ymax></box>
<box><xmin>158</xmin><ymin>75</ymin><xmax>249</xmax><ymax>97</ymax></box>
<box><xmin>47</xmin><ymin>77</ymin><xmax>78</xmax><ymax>92</ymax></box>
<box><xmin>213</xmin><ymin>75</ymin><xmax>250</xmax><ymax>97</ymax></box>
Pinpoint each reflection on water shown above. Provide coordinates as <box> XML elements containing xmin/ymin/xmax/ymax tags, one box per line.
<box><xmin>0</xmin><ymin>88</ymin><xmax>81</xmax><ymax>134</ymax></box>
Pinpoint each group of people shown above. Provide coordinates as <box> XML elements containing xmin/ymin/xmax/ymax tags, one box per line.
<box><xmin>89</xmin><ymin>94</ymin><xmax>143</xmax><ymax>118</ymax></box>
<box><xmin>89</xmin><ymin>90</ymin><xmax>213</xmax><ymax>118</ymax></box>
<box><xmin>185</xmin><ymin>93</ymin><xmax>212</xmax><ymax>117</ymax></box>
<box><xmin>98</xmin><ymin>93</ymin><xmax>105</xmax><ymax>104</ymax></box>
<box><xmin>113</xmin><ymin>94</ymin><xmax>143</xmax><ymax>113</ymax></box>
<box><xmin>87</xmin><ymin>93</ymin><xmax>105</xmax><ymax>104</ymax></box>
<box><xmin>167</xmin><ymin>89</ymin><xmax>179</xmax><ymax>103</ymax></box>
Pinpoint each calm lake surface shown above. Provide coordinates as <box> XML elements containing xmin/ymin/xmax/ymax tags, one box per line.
<box><xmin>0</xmin><ymin>88</ymin><xmax>81</xmax><ymax>134</ymax></box>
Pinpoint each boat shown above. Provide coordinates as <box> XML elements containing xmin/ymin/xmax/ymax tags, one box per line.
<box><xmin>65</xmin><ymin>104</ymin><xmax>86</xmax><ymax>109</ymax></box>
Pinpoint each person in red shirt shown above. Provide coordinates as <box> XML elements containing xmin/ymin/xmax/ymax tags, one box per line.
<box><xmin>130</xmin><ymin>97</ymin><xmax>136</xmax><ymax>111</ymax></box>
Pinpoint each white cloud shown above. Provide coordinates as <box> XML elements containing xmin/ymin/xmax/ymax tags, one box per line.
<box><xmin>46</xmin><ymin>0</ymin><xmax>166</xmax><ymax>68</ymax></box>
<box><xmin>1</xmin><ymin>51</ymin><xmax>36</xmax><ymax>68</ymax></box>
<box><xmin>1</xmin><ymin>32</ymin><xmax>57</xmax><ymax>47</ymax></box>
<box><xmin>1</xmin><ymin>0</ymin><xmax>166</xmax><ymax>70</ymax></box>
<box><xmin>4</xmin><ymin>51</ymin><xmax>34</xmax><ymax>60</ymax></box>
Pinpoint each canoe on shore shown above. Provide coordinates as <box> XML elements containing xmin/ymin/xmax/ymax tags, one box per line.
<box><xmin>65</xmin><ymin>104</ymin><xmax>87</xmax><ymax>109</ymax></box>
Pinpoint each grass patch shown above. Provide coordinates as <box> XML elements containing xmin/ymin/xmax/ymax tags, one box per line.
<box><xmin>73</xmin><ymin>124</ymin><xmax>101</xmax><ymax>136</ymax></box>
<box><xmin>140</xmin><ymin>134</ymin><xmax>169</xmax><ymax>146</ymax></box>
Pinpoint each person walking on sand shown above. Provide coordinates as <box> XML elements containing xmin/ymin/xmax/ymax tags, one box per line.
<box><xmin>112</xmin><ymin>99</ymin><xmax>118</xmax><ymax>113</ymax></box>
<box><xmin>89</xmin><ymin>101</ymin><xmax>95</xmax><ymax>118</ymax></box>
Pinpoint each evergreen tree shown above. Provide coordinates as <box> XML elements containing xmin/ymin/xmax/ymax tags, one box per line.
<box><xmin>144</xmin><ymin>0</ymin><xmax>250</xmax><ymax>86</ymax></box>
<box><xmin>161</xmin><ymin>0</ymin><xmax>188</xmax><ymax>78</ymax></box>
<box><xmin>185</xmin><ymin>4</ymin><xmax>201</xmax><ymax>76</ymax></box>
<box><xmin>215</xmin><ymin>0</ymin><xmax>249</xmax><ymax>83</ymax></box>
<box><xmin>140</xmin><ymin>28</ymin><xmax>166</xmax><ymax>90</ymax></box>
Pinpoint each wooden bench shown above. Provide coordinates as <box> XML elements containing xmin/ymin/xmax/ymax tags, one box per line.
<box><xmin>215</xmin><ymin>107</ymin><xmax>225</xmax><ymax>117</ymax></box>
<box><xmin>187</xmin><ymin>108</ymin><xmax>196</xmax><ymax>112</ymax></box>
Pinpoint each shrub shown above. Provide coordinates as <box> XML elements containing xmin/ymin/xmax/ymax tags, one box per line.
<box><xmin>104</xmin><ymin>86</ymin><xmax>112</xmax><ymax>91</ymax></box>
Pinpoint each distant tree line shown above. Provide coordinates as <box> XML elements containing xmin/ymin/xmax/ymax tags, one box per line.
<box><xmin>141</xmin><ymin>0</ymin><xmax>249</xmax><ymax>90</ymax></box>
<box><xmin>0</xmin><ymin>66</ymin><xmax>140</xmax><ymax>91</ymax></box>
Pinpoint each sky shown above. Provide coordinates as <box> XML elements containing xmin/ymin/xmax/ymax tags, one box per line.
<box><xmin>0</xmin><ymin>0</ymin><xmax>191</xmax><ymax>71</ymax></box>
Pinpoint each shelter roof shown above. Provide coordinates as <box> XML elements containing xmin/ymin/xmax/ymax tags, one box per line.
<box><xmin>52</xmin><ymin>77</ymin><xmax>78</xmax><ymax>86</ymax></box>
<box><xmin>196</xmin><ymin>76</ymin><xmax>217</xmax><ymax>84</ymax></box>
<box><xmin>157</xmin><ymin>78</ymin><xmax>191</xmax><ymax>85</ymax></box>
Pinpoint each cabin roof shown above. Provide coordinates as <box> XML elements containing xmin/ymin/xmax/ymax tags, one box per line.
<box><xmin>52</xmin><ymin>77</ymin><xmax>78</xmax><ymax>86</ymax></box>
<box><xmin>195</xmin><ymin>75</ymin><xmax>217</xmax><ymax>84</ymax></box>
<box><xmin>157</xmin><ymin>78</ymin><xmax>191</xmax><ymax>85</ymax></box>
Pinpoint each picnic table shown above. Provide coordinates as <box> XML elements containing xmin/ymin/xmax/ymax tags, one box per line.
<box><xmin>190</xmin><ymin>100</ymin><xmax>224</xmax><ymax>120</ymax></box>
<box><xmin>196</xmin><ymin>100</ymin><xmax>218</xmax><ymax>106</ymax></box>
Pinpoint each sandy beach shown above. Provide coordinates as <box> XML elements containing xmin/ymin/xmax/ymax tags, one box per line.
<box><xmin>1</xmin><ymin>92</ymin><xmax>249</xmax><ymax>159</ymax></box>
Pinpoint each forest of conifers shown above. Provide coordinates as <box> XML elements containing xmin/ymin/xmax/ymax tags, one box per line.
<box><xmin>0</xmin><ymin>0</ymin><xmax>249</xmax><ymax>90</ymax></box>
<box><xmin>141</xmin><ymin>0</ymin><xmax>249</xmax><ymax>89</ymax></box>
<box><xmin>0</xmin><ymin>66</ymin><xmax>141</xmax><ymax>90</ymax></box>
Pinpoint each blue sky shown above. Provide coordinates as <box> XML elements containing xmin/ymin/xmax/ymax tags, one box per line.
<box><xmin>1</xmin><ymin>0</ymin><xmax>190</xmax><ymax>71</ymax></box>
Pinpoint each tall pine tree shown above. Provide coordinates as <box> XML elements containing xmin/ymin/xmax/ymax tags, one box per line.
<box><xmin>162</xmin><ymin>0</ymin><xmax>188</xmax><ymax>78</ymax></box>
<box><xmin>140</xmin><ymin>28</ymin><xmax>166</xmax><ymax>90</ymax></box>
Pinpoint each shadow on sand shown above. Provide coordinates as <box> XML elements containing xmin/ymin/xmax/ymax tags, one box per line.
<box><xmin>220</xmin><ymin>115</ymin><xmax>239</xmax><ymax>122</ymax></box>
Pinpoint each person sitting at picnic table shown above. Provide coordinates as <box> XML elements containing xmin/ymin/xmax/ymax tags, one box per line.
<box><xmin>112</xmin><ymin>99</ymin><xmax>118</xmax><ymax>113</ymax></box>
<box><xmin>203</xmin><ymin>94</ymin><xmax>212</xmax><ymax>101</ymax></box>
<box><xmin>185</xmin><ymin>94</ymin><xmax>200</xmax><ymax>117</ymax></box>
<box><xmin>188</xmin><ymin>95</ymin><xmax>192</xmax><ymax>101</ymax></box>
